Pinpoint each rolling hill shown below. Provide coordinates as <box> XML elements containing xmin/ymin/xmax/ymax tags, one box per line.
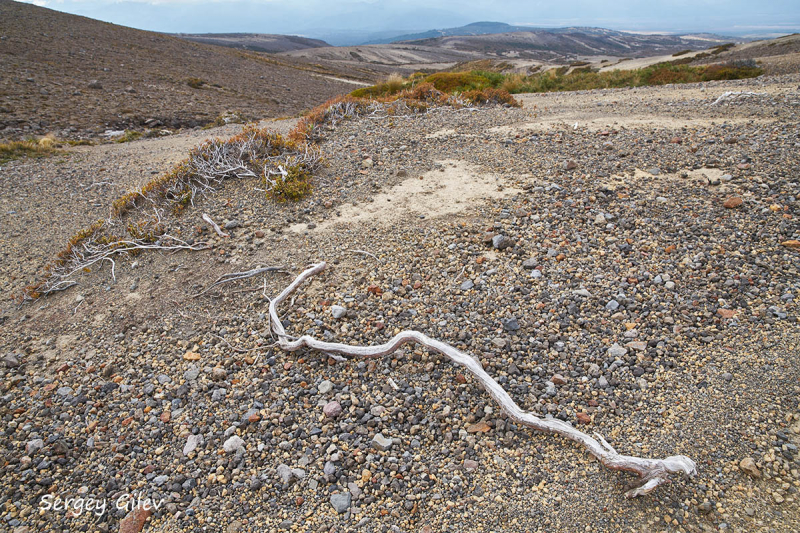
<box><xmin>175</xmin><ymin>33</ymin><xmax>330</xmax><ymax>53</ymax></box>
<box><xmin>0</xmin><ymin>0</ymin><xmax>365</xmax><ymax>140</ymax></box>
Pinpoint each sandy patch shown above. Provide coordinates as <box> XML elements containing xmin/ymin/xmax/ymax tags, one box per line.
<box><xmin>604</xmin><ymin>167</ymin><xmax>740</xmax><ymax>195</ymax></box>
<box><xmin>425</xmin><ymin>128</ymin><xmax>466</xmax><ymax>139</ymax></box>
<box><xmin>290</xmin><ymin>159</ymin><xmax>520</xmax><ymax>233</ymax></box>
<box><xmin>598</xmin><ymin>50</ymin><xmax>707</xmax><ymax>72</ymax></box>
<box><xmin>316</xmin><ymin>75</ymin><xmax>370</xmax><ymax>86</ymax></box>
<box><xmin>489</xmin><ymin>115</ymin><xmax>774</xmax><ymax>135</ymax></box>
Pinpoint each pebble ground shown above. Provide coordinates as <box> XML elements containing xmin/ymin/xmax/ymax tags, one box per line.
<box><xmin>1</xmin><ymin>74</ymin><xmax>798</xmax><ymax>533</ymax></box>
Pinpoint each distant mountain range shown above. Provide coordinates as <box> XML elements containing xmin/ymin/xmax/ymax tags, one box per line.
<box><xmin>389</xmin><ymin>24</ymin><xmax>737</xmax><ymax>58</ymax></box>
<box><xmin>364</xmin><ymin>21</ymin><xmax>535</xmax><ymax>44</ymax></box>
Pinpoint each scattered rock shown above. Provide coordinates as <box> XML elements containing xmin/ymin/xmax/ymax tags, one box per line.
<box><xmin>723</xmin><ymin>197</ymin><xmax>743</xmax><ymax>209</ymax></box>
<box><xmin>739</xmin><ymin>457</ymin><xmax>761</xmax><ymax>478</ymax></box>
<box><xmin>607</xmin><ymin>343</ymin><xmax>627</xmax><ymax>358</ymax></box>
<box><xmin>372</xmin><ymin>433</ymin><xmax>393</xmax><ymax>451</ymax></box>
<box><xmin>330</xmin><ymin>492</ymin><xmax>351</xmax><ymax>514</ymax></box>
<box><xmin>119</xmin><ymin>506</ymin><xmax>152</xmax><ymax>533</ymax></box>
<box><xmin>183</xmin><ymin>434</ymin><xmax>204</xmax><ymax>456</ymax></box>
<box><xmin>323</xmin><ymin>401</ymin><xmax>342</xmax><ymax>418</ymax></box>
<box><xmin>223</xmin><ymin>436</ymin><xmax>245</xmax><ymax>453</ymax></box>
<box><xmin>318</xmin><ymin>380</ymin><xmax>333</xmax><ymax>394</ymax></box>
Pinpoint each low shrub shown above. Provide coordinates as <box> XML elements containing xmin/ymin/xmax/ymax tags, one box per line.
<box><xmin>186</xmin><ymin>77</ymin><xmax>206</xmax><ymax>89</ymax></box>
<box><xmin>114</xmin><ymin>130</ymin><xmax>142</xmax><ymax>143</ymax></box>
<box><xmin>0</xmin><ymin>136</ymin><xmax>60</xmax><ymax>164</ymax></box>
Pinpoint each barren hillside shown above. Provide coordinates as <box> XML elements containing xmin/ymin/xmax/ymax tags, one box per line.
<box><xmin>175</xmin><ymin>33</ymin><xmax>330</xmax><ymax>54</ymax></box>
<box><xmin>0</xmin><ymin>0</ymin><xmax>365</xmax><ymax>140</ymax></box>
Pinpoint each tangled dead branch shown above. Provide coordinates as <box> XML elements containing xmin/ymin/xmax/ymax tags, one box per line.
<box><xmin>269</xmin><ymin>262</ymin><xmax>697</xmax><ymax>498</ymax></box>
<box><xmin>192</xmin><ymin>266</ymin><xmax>285</xmax><ymax>298</ymax></box>
<box><xmin>24</xmin><ymin>227</ymin><xmax>208</xmax><ymax>300</ymax></box>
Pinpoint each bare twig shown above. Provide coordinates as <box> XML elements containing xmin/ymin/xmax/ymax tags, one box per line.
<box><xmin>347</xmin><ymin>249</ymin><xmax>379</xmax><ymax>261</ymax></box>
<box><xmin>210</xmin><ymin>333</ymin><xmax>262</xmax><ymax>354</ymax></box>
<box><xmin>268</xmin><ymin>262</ymin><xmax>697</xmax><ymax>498</ymax></box>
<box><xmin>192</xmin><ymin>266</ymin><xmax>285</xmax><ymax>298</ymax></box>
<box><xmin>202</xmin><ymin>213</ymin><xmax>229</xmax><ymax>238</ymax></box>
<box><xmin>26</xmin><ymin>236</ymin><xmax>209</xmax><ymax>300</ymax></box>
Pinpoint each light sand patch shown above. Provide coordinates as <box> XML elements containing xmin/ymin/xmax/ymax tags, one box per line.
<box><xmin>425</xmin><ymin>128</ymin><xmax>458</xmax><ymax>139</ymax></box>
<box><xmin>316</xmin><ymin>75</ymin><xmax>370</xmax><ymax>86</ymax></box>
<box><xmin>598</xmin><ymin>50</ymin><xmax>707</xmax><ymax>72</ymax></box>
<box><xmin>489</xmin><ymin>115</ymin><xmax>773</xmax><ymax>135</ymax></box>
<box><xmin>290</xmin><ymin>160</ymin><xmax>520</xmax><ymax>233</ymax></box>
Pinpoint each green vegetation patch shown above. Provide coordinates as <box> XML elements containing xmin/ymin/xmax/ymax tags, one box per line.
<box><xmin>351</xmin><ymin>61</ymin><xmax>762</xmax><ymax>101</ymax></box>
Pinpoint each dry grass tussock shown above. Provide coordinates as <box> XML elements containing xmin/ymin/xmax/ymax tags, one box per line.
<box><xmin>0</xmin><ymin>136</ymin><xmax>61</xmax><ymax>164</ymax></box>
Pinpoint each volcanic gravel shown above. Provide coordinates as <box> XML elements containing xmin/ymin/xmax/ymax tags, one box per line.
<box><xmin>0</xmin><ymin>74</ymin><xmax>799</xmax><ymax>533</ymax></box>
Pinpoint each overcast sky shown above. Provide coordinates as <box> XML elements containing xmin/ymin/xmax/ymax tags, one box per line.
<box><xmin>16</xmin><ymin>0</ymin><xmax>800</xmax><ymax>40</ymax></box>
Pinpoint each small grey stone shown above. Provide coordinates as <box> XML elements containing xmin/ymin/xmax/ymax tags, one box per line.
<box><xmin>460</xmin><ymin>280</ymin><xmax>474</xmax><ymax>291</ymax></box>
<box><xmin>3</xmin><ymin>354</ymin><xmax>20</xmax><ymax>368</ymax></box>
<box><xmin>211</xmin><ymin>388</ymin><xmax>227</xmax><ymax>402</ymax></box>
<box><xmin>224</xmin><ymin>220</ymin><xmax>241</xmax><ymax>230</ymax></box>
<box><xmin>223</xmin><ymin>436</ymin><xmax>244</xmax><ymax>453</ymax></box>
<box><xmin>330</xmin><ymin>305</ymin><xmax>346</xmax><ymax>319</ymax></box>
<box><xmin>26</xmin><ymin>439</ymin><xmax>44</xmax><ymax>455</ymax></box>
<box><xmin>56</xmin><ymin>387</ymin><xmax>73</xmax><ymax>397</ymax></box>
<box><xmin>156</xmin><ymin>374</ymin><xmax>171</xmax><ymax>385</ymax></box>
<box><xmin>330</xmin><ymin>492</ymin><xmax>351</xmax><ymax>514</ymax></box>
<box><xmin>348</xmin><ymin>482</ymin><xmax>362</xmax><ymax>499</ymax></box>
<box><xmin>323</xmin><ymin>461</ymin><xmax>336</xmax><ymax>476</ymax></box>
<box><xmin>605</xmin><ymin>299</ymin><xmax>620</xmax><ymax>311</ymax></box>
<box><xmin>318</xmin><ymin>380</ymin><xmax>333</xmax><ymax>394</ymax></box>
<box><xmin>184</xmin><ymin>366</ymin><xmax>200</xmax><ymax>381</ymax></box>
<box><xmin>492</xmin><ymin>234</ymin><xmax>512</xmax><ymax>250</ymax></box>
<box><xmin>607</xmin><ymin>344</ymin><xmax>627</xmax><ymax>358</ymax></box>
<box><xmin>153</xmin><ymin>475</ymin><xmax>169</xmax><ymax>486</ymax></box>
<box><xmin>361</xmin><ymin>158</ymin><xmax>373</xmax><ymax>169</ymax></box>
<box><xmin>88</xmin><ymin>80</ymin><xmax>102</xmax><ymax>89</ymax></box>
<box><xmin>211</xmin><ymin>367</ymin><xmax>227</xmax><ymax>381</ymax></box>
<box><xmin>721</xmin><ymin>372</ymin><xmax>733</xmax><ymax>382</ymax></box>
<box><xmin>372</xmin><ymin>432</ymin><xmax>393</xmax><ymax>451</ymax></box>
<box><xmin>522</xmin><ymin>258</ymin><xmax>537</xmax><ymax>269</ymax></box>
<box><xmin>597</xmin><ymin>376</ymin><xmax>609</xmax><ymax>388</ymax></box>
<box><xmin>502</xmin><ymin>317</ymin><xmax>520</xmax><ymax>331</ymax></box>
<box><xmin>183</xmin><ymin>434</ymin><xmax>204</xmax><ymax>456</ymax></box>
<box><xmin>276</xmin><ymin>464</ymin><xmax>293</xmax><ymax>483</ymax></box>
<box><xmin>572</xmin><ymin>289</ymin><xmax>591</xmax><ymax>297</ymax></box>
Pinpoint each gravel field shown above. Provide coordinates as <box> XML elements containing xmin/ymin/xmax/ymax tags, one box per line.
<box><xmin>0</xmin><ymin>74</ymin><xmax>799</xmax><ymax>533</ymax></box>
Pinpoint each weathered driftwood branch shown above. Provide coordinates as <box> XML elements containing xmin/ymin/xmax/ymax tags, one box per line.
<box><xmin>269</xmin><ymin>262</ymin><xmax>696</xmax><ymax>498</ymax></box>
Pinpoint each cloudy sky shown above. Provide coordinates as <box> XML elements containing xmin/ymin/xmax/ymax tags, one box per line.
<box><xmin>16</xmin><ymin>0</ymin><xmax>800</xmax><ymax>41</ymax></box>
